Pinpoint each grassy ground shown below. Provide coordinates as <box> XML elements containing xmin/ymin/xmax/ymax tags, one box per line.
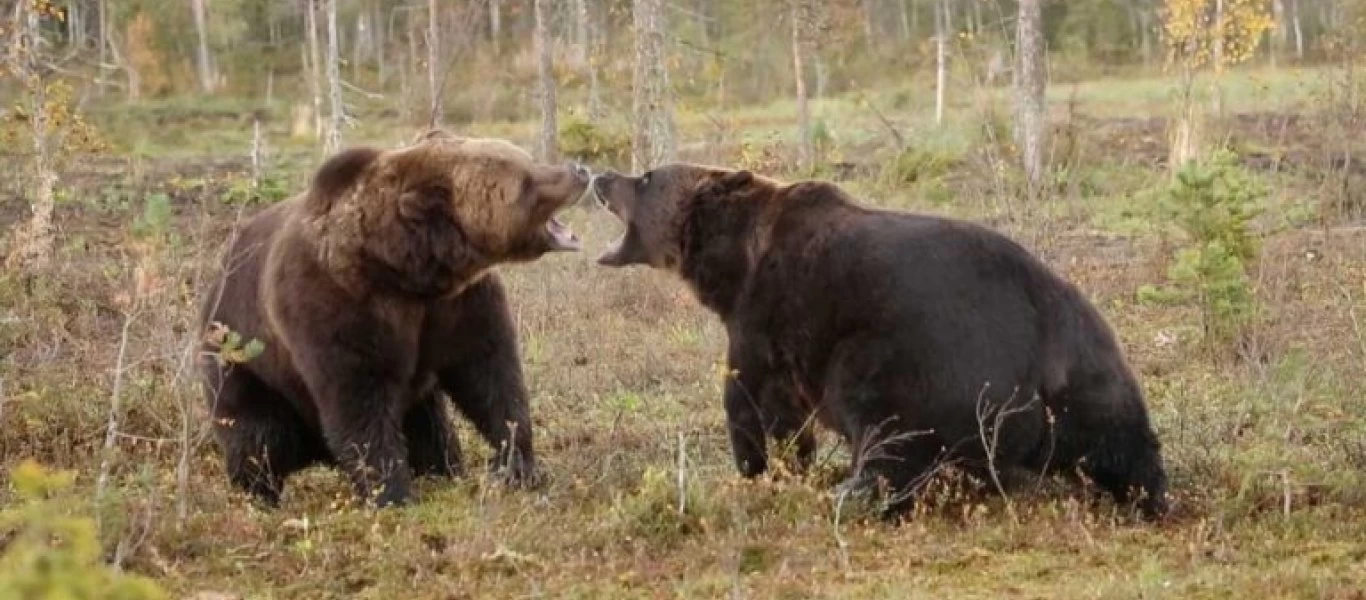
<box><xmin>2</xmin><ymin>66</ymin><xmax>1365</xmax><ymax>599</ymax></box>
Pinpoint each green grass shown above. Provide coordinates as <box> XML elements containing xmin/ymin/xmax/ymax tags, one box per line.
<box><xmin>3</xmin><ymin>63</ymin><xmax>1366</xmax><ymax>598</ymax></box>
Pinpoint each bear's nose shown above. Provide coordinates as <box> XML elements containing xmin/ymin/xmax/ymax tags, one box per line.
<box><xmin>568</xmin><ymin>162</ymin><xmax>591</xmax><ymax>181</ymax></box>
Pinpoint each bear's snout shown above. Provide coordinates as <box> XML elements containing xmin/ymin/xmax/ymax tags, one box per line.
<box><xmin>568</xmin><ymin>162</ymin><xmax>591</xmax><ymax>182</ymax></box>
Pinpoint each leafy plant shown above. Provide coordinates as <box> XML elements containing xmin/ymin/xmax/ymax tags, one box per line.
<box><xmin>131</xmin><ymin>192</ymin><xmax>172</xmax><ymax>240</ymax></box>
<box><xmin>221</xmin><ymin>172</ymin><xmax>290</xmax><ymax>206</ymax></box>
<box><xmin>204</xmin><ymin>321</ymin><xmax>266</xmax><ymax>366</ymax></box>
<box><xmin>1138</xmin><ymin>150</ymin><xmax>1264</xmax><ymax>350</ymax></box>
<box><xmin>0</xmin><ymin>461</ymin><xmax>167</xmax><ymax>600</ymax></box>
<box><xmin>880</xmin><ymin>147</ymin><xmax>952</xmax><ymax>186</ymax></box>
<box><xmin>559</xmin><ymin>117</ymin><xmax>631</xmax><ymax>168</ymax></box>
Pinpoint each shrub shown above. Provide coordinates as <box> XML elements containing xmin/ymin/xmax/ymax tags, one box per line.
<box><xmin>559</xmin><ymin>117</ymin><xmax>631</xmax><ymax>169</ymax></box>
<box><xmin>0</xmin><ymin>461</ymin><xmax>167</xmax><ymax>600</ymax></box>
<box><xmin>880</xmin><ymin>147</ymin><xmax>953</xmax><ymax>186</ymax></box>
<box><xmin>221</xmin><ymin>172</ymin><xmax>290</xmax><ymax>206</ymax></box>
<box><xmin>1138</xmin><ymin>150</ymin><xmax>1264</xmax><ymax>351</ymax></box>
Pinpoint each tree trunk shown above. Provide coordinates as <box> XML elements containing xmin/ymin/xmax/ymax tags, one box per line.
<box><xmin>1292</xmin><ymin>0</ymin><xmax>1303</xmax><ymax>61</ymax></box>
<box><xmin>192</xmin><ymin>0</ymin><xmax>215</xmax><ymax>93</ymax></box>
<box><xmin>97</xmin><ymin>0</ymin><xmax>108</xmax><ymax>95</ymax></box>
<box><xmin>428</xmin><ymin>0</ymin><xmax>441</xmax><ymax>127</ymax></box>
<box><xmin>1212</xmin><ymin>0</ymin><xmax>1224</xmax><ymax>71</ymax></box>
<box><xmin>374</xmin><ymin>1</ymin><xmax>387</xmax><ymax>86</ymax></box>
<box><xmin>324</xmin><ymin>0</ymin><xmax>344</xmax><ymax>155</ymax></box>
<box><xmin>1139</xmin><ymin>3</ymin><xmax>1153</xmax><ymax>67</ymax></box>
<box><xmin>573</xmin><ymin>0</ymin><xmax>589</xmax><ymax>65</ymax></box>
<box><xmin>67</xmin><ymin>2</ymin><xmax>84</xmax><ymax>52</ymax></box>
<box><xmin>1271</xmin><ymin>0</ymin><xmax>1286</xmax><ymax>67</ymax></box>
<box><xmin>792</xmin><ymin>0</ymin><xmax>813</xmax><ymax>172</ymax></box>
<box><xmin>5</xmin><ymin>2</ymin><xmax>57</xmax><ymax>269</ymax></box>
<box><xmin>860</xmin><ymin>0</ymin><xmax>876</xmax><ymax>49</ymax></box>
<box><xmin>490</xmin><ymin>0</ymin><xmax>502</xmax><ymax>45</ymax></box>
<box><xmin>911</xmin><ymin>0</ymin><xmax>919</xmax><ymax>40</ymax></box>
<box><xmin>352</xmin><ymin>11</ymin><xmax>365</xmax><ymax>83</ymax></box>
<box><xmin>534</xmin><ymin>0</ymin><xmax>558</xmax><ymax>162</ymax></box>
<box><xmin>898</xmin><ymin>0</ymin><xmax>911</xmax><ymax>42</ymax></box>
<box><xmin>1212</xmin><ymin>0</ymin><xmax>1226</xmax><ymax>118</ymax></box>
<box><xmin>307</xmin><ymin>0</ymin><xmax>323</xmax><ymax>139</ymax></box>
<box><xmin>631</xmin><ymin>0</ymin><xmax>676</xmax><ymax>171</ymax></box>
<box><xmin>583</xmin><ymin>0</ymin><xmax>604</xmax><ymax>119</ymax></box>
<box><xmin>935</xmin><ymin>0</ymin><xmax>948</xmax><ymax>125</ymax></box>
<box><xmin>1014</xmin><ymin>0</ymin><xmax>1047</xmax><ymax>190</ymax></box>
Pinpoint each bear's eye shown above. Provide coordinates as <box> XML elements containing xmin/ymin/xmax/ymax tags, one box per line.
<box><xmin>638</xmin><ymin>171</ymin><xmax>652</xmax><ymax>188</ymax></box>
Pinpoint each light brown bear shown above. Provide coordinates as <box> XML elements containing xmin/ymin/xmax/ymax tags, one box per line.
<box><xmin>199</xmin><ymin>130</ymin><xmax>589</xmax><ymax>507</ymax></box>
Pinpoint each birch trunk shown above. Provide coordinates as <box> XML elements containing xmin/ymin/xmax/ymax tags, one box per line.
<box><xmin>534</xmin><ymin>0</ymin><xmax>558</xmax><ymax>162</ymax></box>
<box><xmin>631</xmin><ymin>0</ymin><xmax>677</xmax><ymax>171</ymax></box>
<box><xmin>1014</xmin><ymin>0</ymin><xmax>1047</xmax><ymax>190</ymax></box>
<box><xmin>324</xmin><ymin>0</ymin><xmax>344</xmax><ymax>155</ymax></box>
<box><xmin>792</xmin><ymin>0</ymin><xmax>812</xmax><ymax>172</ymax></box>
<box><xmin>1292</xmin><ymin>0</ymin><xmax>1303</xmax><ymax>61</ymax></box>
<box><xmin>428</xmin><ymin>0</ymin><xmax>441</xmax><ymax>127</ymax></box>
<box><xmin>935</xmin><ymin>0</ymin><xmax>948</xmax><ymax>125</ymax></box>
<box><xmin>490</xmin><ymin>0</ymin><xmax>502</xmax><ymax>45</ymax></box>
<box><xmin>583</xmin><ymin>0</ymin><xmax>604</xmax><ymax>119</ymax></box>
<box><xmin>4</xmin><ymin>1</ymin><xmax>58</xmax><ymax>269</ymax></box>
<box><xmin>97</xmin><ymin>0</ymin><xmax>108</xmax><ymax>95</ymax></box>
<box><xmin>307</xmin><ymin>0</ymin><xmax>323</xmax><ymax>139</ymax></box>
<box><xmin>192</xmin><ymin>0</ymin><xmax>215</xmax><ymax>93</ymax></box>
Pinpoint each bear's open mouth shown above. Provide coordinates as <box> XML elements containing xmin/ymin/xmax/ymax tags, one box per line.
<box><xmin>545</xmin><ymin>213</ymin><xmax>580</xmax><ymax>252</ymax></box>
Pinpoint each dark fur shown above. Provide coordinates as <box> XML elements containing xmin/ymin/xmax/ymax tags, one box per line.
<box><xmin>593</xmin><ymin>165</ymin><xmax>1169</xmax><ymax>520</ymax></box>
<box><xmin>200</xmin><ymin>134</ymin><xmax>587</xmax><ymax>507</ymax></box>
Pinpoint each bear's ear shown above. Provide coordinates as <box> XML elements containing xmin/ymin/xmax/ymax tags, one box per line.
<box><xmin>717</xmin><ymin>169</ymin><xmax>754</xmax><ymax>191</ymax></box>
<box><xmin>397</xmin><ymin>181</ymin><xmax>454</xmax><ymax>222</ymax></box>
<box><xmin>367</xmin><ymin>180</ymin><xmax>476</xmax><ymax>297</ymax></box>
<box><xmin>308</xmin><ymin>147</ymin><xmax>381</xmax><ymax>213</ymax></box>
<box><xmin>694</xmin><ymin>169</ymin><xmax>754</xmax><ymax>200</ymax></box>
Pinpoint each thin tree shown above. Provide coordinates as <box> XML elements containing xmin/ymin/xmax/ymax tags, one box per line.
<box><xmin>97</xmin><ymin>0</ymin><xmax>108</xmax><ymax>95</ymax></box>
<box><xmin>791</xmin><ymin>0</ymin><xmax>813</xmax><ymax>172</ymax></box>
<box><xmin>581</xmin><ymin>0</ymin><xmax>604</xmax><ymax>119</ymax></box>
<box><xmin>534</xmin><ymin>0</ymin><xmax>558</xmax><ymax>162</ymax></box>
<box><xmin>935</xmin><ymin>0</ymin><xmax>949</xmax><ymax>125</ymax></box>
<box><xmin>489</xmin><ymin>0</ymin><xmax>502</xmax><ymax>45</ymax></box>
<box><xmin>1271</xmin><ymin>0</ymin><xmax>1286</xmax><ymax>66</ymax></box>
<box><xmin>191</xmin><ymin>0</ymin><xmax>215</xmax><ymax>93</ymax></box>
<box><xmin>1014</xmin><ymin>0</ymin><xmax>1047</xmax><ymax>190</ymax></box>
<box><xmin>306</xmin><ymin>0</ymin><xmax>323</xmax><ymax>139</ymax></box>
<box><xmin>860</xmin><ymin>0</ymin><xmax>876</xmax><ymax>49</ymax></box>
<box><xmin>427</xmin><ymin>0</ymin><xmax>440</xmax><ymax>127</ymax></box>
<box><xmin>898</xmin><ymin>0</ymin><xmax>912</xmax><ymax>42</ymax></box>
<box><xmin>573</xmin><ymin>0</ymin><xmax>589</xmax><ymax>64</ymax></box>
<box><xmin>1291</xmin><ymin>0</ymin><xmax>1303</xmax><ymax>61</ymax></box>
<box><xmin>3</xmin><ymin>0</ymin><xmax>57</xmax><ymax>269</ymax></box>
<box><xmin>631</xmin><ymin>0</ymin><xmax>676</xmax><ymax>171</ymax></box>
<box><xmin>324</xmin><ymin>0</ymin><xmax>343</xmax><ymax>155</ymax></box>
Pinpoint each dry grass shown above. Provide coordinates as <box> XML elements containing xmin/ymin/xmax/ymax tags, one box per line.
<box><xmin>2</xmin><ymin>67</ymin><xmax>1366</xmax><ymax>599</ymax></box>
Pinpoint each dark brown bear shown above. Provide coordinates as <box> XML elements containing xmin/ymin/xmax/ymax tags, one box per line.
<box><xmin>591</xmin><ymin>164</ymin><xmax>1169</xmax><ymax>520</ymax></box>
<box><xmin>199</xmin><ymin>131</ymin><xmax>589</xmax><ymax>507</ymax></box>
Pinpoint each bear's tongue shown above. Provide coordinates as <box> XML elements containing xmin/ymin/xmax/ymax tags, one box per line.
<box><xmin>546</xmin><ymin>216</ymin><xmax>581</xmax><ymax>251</ymax></box>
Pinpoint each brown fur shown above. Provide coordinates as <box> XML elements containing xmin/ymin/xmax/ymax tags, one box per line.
<box><xmin>593</xmin><ymin>163</ymin><xmax>1168</xmax><ymax>521</ymax></box>
<box><xmin>200</xmin><ymin>131</ymin><xmax>590</xmax><ymax>507</ymax></box>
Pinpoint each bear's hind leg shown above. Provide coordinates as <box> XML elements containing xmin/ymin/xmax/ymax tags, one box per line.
<box><xmin>208</xmin><ymin>368</ymin><xmax>323</xmax><ymax>506</ymax></box>
<box><xmin>823</xmin><ymin>342</ymin><xmax>944</xmax><ymax>521</ymax></box>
